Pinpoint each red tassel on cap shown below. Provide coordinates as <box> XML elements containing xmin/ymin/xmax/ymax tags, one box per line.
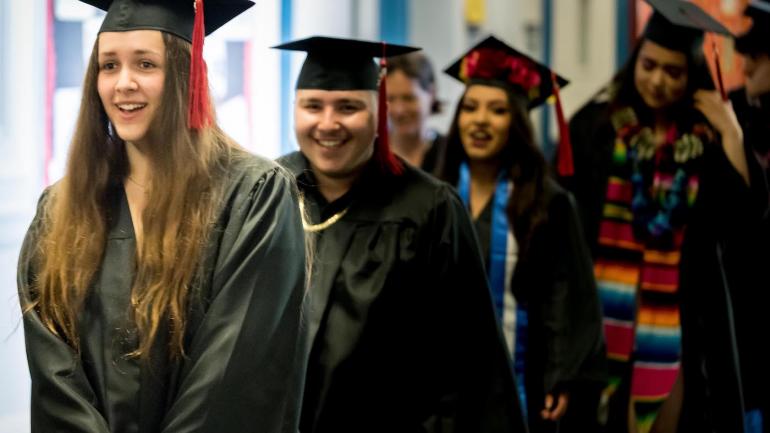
<box><xmin>711</xmin><ymin>38</ymin><xmax>727</xmax><ymax>102</ymax></box>
<box><xmin>188</xmin><ymin>0</ymin><xmax>213</xmax><ymax>129</ymax></box>
<box><xmin>376</xmin><ymin>42</ymin><xmax>404</xmax><ymax>176</ymax></box>
<box><xmin>552</xmin><ymin>71</ymin><xmax>574</xmax><ymax>177</ymax></box>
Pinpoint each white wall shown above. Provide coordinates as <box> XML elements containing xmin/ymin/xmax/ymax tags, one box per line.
<box><xmin>356</xmin><ymin>0</ymin><xmax>380</xmax><ymax>40</ymax></box>
<box><xmin>293</xmin><ymin>0</ymin><xmax>355</xmax><ymax>38</ymax></box>
<box><xmin>552</xmin><ymin>0</ymin><xmax>617</xmax><ymax>117</ymax></box>
<box><xmin>409</xmin><ymin>0</ymin><xmax>467</xmax><ymax>134</ymax></box>
<box><xmin>229</xmin><ymin>0</ymin><xmax>282</xmax><ymax>158</ymax></box>
<box><xmin>409</xmin><ymin>0</ymin><xmax>617</xmax><ymax>135</ymax></box>
<box><xmin>0</xmin><ymin>0</ymin><xmax>44</xmax><ymax>430</ymax></box>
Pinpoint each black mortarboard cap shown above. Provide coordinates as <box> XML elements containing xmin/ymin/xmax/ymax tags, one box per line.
<box><xmin>80</xmin><ymin>0</ymin><xmax>255</xmax><ymax>42</ymax></box>
<box><xmin>736</xmin><ymin>0</ymin><xmax>770</xmax><ymax>54</ymax></box>
<box><xmin>643</xmin><ymin>0</ymin><xmax>732</xmax><ymax>53</ymax></box>
<box><xmin>443</xmin><ymin>35</ymin><xmax>568</xmax><ymax>109</ymax></box>
<box><xmin>272</xmin><ymin>36</ymin><xmax>420</xmax><ymax>90</ymax></box>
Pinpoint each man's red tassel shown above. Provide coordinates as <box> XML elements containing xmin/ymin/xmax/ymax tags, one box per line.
<box><xmin>188</xmin><ymin>0</ymin><xmax>213</xmax><ymax>130</ymax></box>
<box><xmin>376</xmin><ymin>42</ymin><xmax>403</xmax><ymax>176</ymax></box>
<box><xmin>552</xmin><ymin>71</ymin><xmax>574</xmax><ymax>177</ymax></box>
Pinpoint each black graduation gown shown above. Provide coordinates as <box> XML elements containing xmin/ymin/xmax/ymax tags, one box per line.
<box><xmin>278</xmin><ymin>152</ymin><xmax>526</xmax><ymax>433</ymax></box>
<box><xmin>473</xmin><ymin>179</ymin><xmax>607</xmax><ymax>433</ymax></box>
<box><xmin>565</xmin><ymin>96</ymin><xmax>749</xmax><ymax>433</ymax></box>
<box><xmin>18</xmin><ymin>153</ymin><xmax>308</xmax><ymax>433</ymax></box>
<box><xmin>724</xmin><ymin>88</ymin><xmax>770</xmax><ymax>414</ymax></box>
<box><xmin>421</xmin><ymin>131</ymin><xmax>449</xmax><ymax>177</ymax></box>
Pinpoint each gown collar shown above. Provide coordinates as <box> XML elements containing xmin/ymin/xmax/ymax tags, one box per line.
<box><xmin>107</xmin><ymin>185</ymin><xmax>137</xmax><ymax>241</ymax></box>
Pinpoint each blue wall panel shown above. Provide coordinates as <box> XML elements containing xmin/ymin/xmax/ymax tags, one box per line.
<box><xmin>379</xmin><ymin>0</ymin><xmax>409</xmax><ymax>44</ymax></box>
<box><xmin>280</xmin><ymin>0</ymin><xmax>294</xmax><ymax>155</ymax></box>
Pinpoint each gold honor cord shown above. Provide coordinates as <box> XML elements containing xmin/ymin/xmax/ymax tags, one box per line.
<box><xmin>298</xmin><ymin>195</ymin><xmax>350</xmax><ymax>233</ymax></box>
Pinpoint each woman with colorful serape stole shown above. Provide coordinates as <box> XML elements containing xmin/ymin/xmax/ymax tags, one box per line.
<box><xmin>437</xmin><ymin>35</ymin><xmax>607</xmax><ymax>433</ymax></box>
<box><xmin>564</xmin><ymin>1</ymin><xmax>752</xmax><ymax>432</ymax></box>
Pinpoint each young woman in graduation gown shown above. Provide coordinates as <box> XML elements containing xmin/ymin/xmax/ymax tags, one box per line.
<box><xmin>564</xmin><ymin>1</ymin><xmax>751</xmax><ymax>431</ymax></box>
<box><xmin>435</xmin><ymin>36</ymin><xmax>607</xmax><ymax>433</ymax></box>
<box><xmin>17</xmin><ymin>1</ymin><xmax>307</xmax><ymax>431</ymax></box>
<box><xmin>275</xmin><ymin>36</ymin><xmax>527</xmax><ymax>432</ymax></box>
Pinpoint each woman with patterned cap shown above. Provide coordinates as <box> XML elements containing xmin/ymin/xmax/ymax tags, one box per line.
<box><xmin>436</xmin><ymin>35</ymin><xmax>607</xmax><ymax>433</ymax></box>
<box><xmin>17</xmin><ymin>1</ymin><xmax>307</xmax><ymax>431</ymax></box>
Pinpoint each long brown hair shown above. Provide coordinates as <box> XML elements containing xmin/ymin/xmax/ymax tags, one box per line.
<box><xmin>440</xmin><ymin>84</ymin><xmax>549</xmax><ymax>255</ymax></box>
<box><xmin>29</xmin><ymin>32</ymin><xmax>238</xmax><ymax>359</ymax></box>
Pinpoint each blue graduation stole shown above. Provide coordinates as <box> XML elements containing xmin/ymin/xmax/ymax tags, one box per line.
<box><xmin>458</xmin><ymin>162</ymin><xmax>529</xmax><ymax>419</ymax></box>
<box><xmin>745</xmin><ymin>409</ymin><xmax>764</xmax><ymax>433</ymax></box>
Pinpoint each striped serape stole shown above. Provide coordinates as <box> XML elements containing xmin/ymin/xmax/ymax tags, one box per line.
<box><xmin>594</xmin><ymin>136</ymin><xmax>688</xmax><ymax>433</ymax></box>
<box><xmin>630</xmin><ymin>248</ymin><xmax>682</xmax><ymax>433</ymax></box>
<box><xmin>595</xmin><ymin>167</ymin><xmax>644</xmax><ymax>405</ymax></box>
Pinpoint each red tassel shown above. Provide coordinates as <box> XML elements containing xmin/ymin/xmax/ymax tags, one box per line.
<box><xmin>188</xmin><ymin>0</ymin><xmax>212</xmax><ymax>129</ymax></box>
<box><xmin>376</xmin><ymin>42</ymin><xmax>403</xmax><ymax>176</ymax></box>
<box><xmin>712</xmin><ymin>38</ymin><xmax>727</xmax><ymax>102</ymax></box>
<box><xmin>552</xmin><ymin>71</ymin><xmax>574</xmax><ymax>177</ymax></box>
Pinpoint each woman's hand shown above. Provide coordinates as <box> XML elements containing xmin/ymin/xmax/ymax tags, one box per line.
<box><xmin>694</xmin><ymin>90</ymin><xmax>750</xmax><ymax>185</ymax></box>
<box><xmin>694</xmin><ymin>90</ymin><xmax>741</xmax><ymax>141</ymax></box>
<box><xmin>540</xmin><ymin>392</ymin><xmax>569</xmax><ymax>421</ymax></box>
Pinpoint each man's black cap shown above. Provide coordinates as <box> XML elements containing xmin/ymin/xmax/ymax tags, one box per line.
<box><xmin>273</xmin><ymin>36</ymin><xmax>420</xmax><ymax>91</ymax></box>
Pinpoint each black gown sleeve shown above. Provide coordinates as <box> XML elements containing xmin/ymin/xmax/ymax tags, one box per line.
<box><xmin>538</xmin><ymin>189</ymin><xmax>607</xmax><ymax>395</ymax></box>
<box><xmin>510</xmin><ymin>185</ymin><xmax>606</xmax><ymax>430</ymax></box>
<box><xmin>562</xmin><ymin>100</ymin><xmax>616</xmax><ymax>256</ymax></box>
<box><xmin>561</xmin><ymin>101</ymin><xmax>596</xmax><ymax>192</ymax></box>
<box><xmin>424</xmin><ymin>184</ymin><xmax>526</xmax><ymax>432</ymax></box>
<box><xmin>678</xmin><ymin>138</ymin><xmax>750</xmax><ymax>433</ymax></box>
<box><xmin>18</xmin><ymin>190</ymin><xmax>112</xmax><ymax>433</ymax></box>
<box><xmin>159</xmin><ymin>168</ymin><xmax>307</xmax><ymax>433</ymax></box>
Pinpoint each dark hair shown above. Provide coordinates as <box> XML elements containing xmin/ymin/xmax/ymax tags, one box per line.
<box><xmin>438</xmin><ymin>84</ymin><xmax>549</xmax><ymax>255</ymax></box>
<box><xmin>610</xmin><ymin>37</ymin><xmax>714</xmax><ymax>127</ymax></box>
<box><xmin>387</xmin><ymin>52</ymin><xmax>443</xmax><ymax>114</ymax></box>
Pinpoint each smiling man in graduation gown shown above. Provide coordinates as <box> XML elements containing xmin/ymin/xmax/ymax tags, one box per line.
<box><xmin>275</xmin><ymin>36</ymin><xmax>526</xmax><ymax>432</ymax></box>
